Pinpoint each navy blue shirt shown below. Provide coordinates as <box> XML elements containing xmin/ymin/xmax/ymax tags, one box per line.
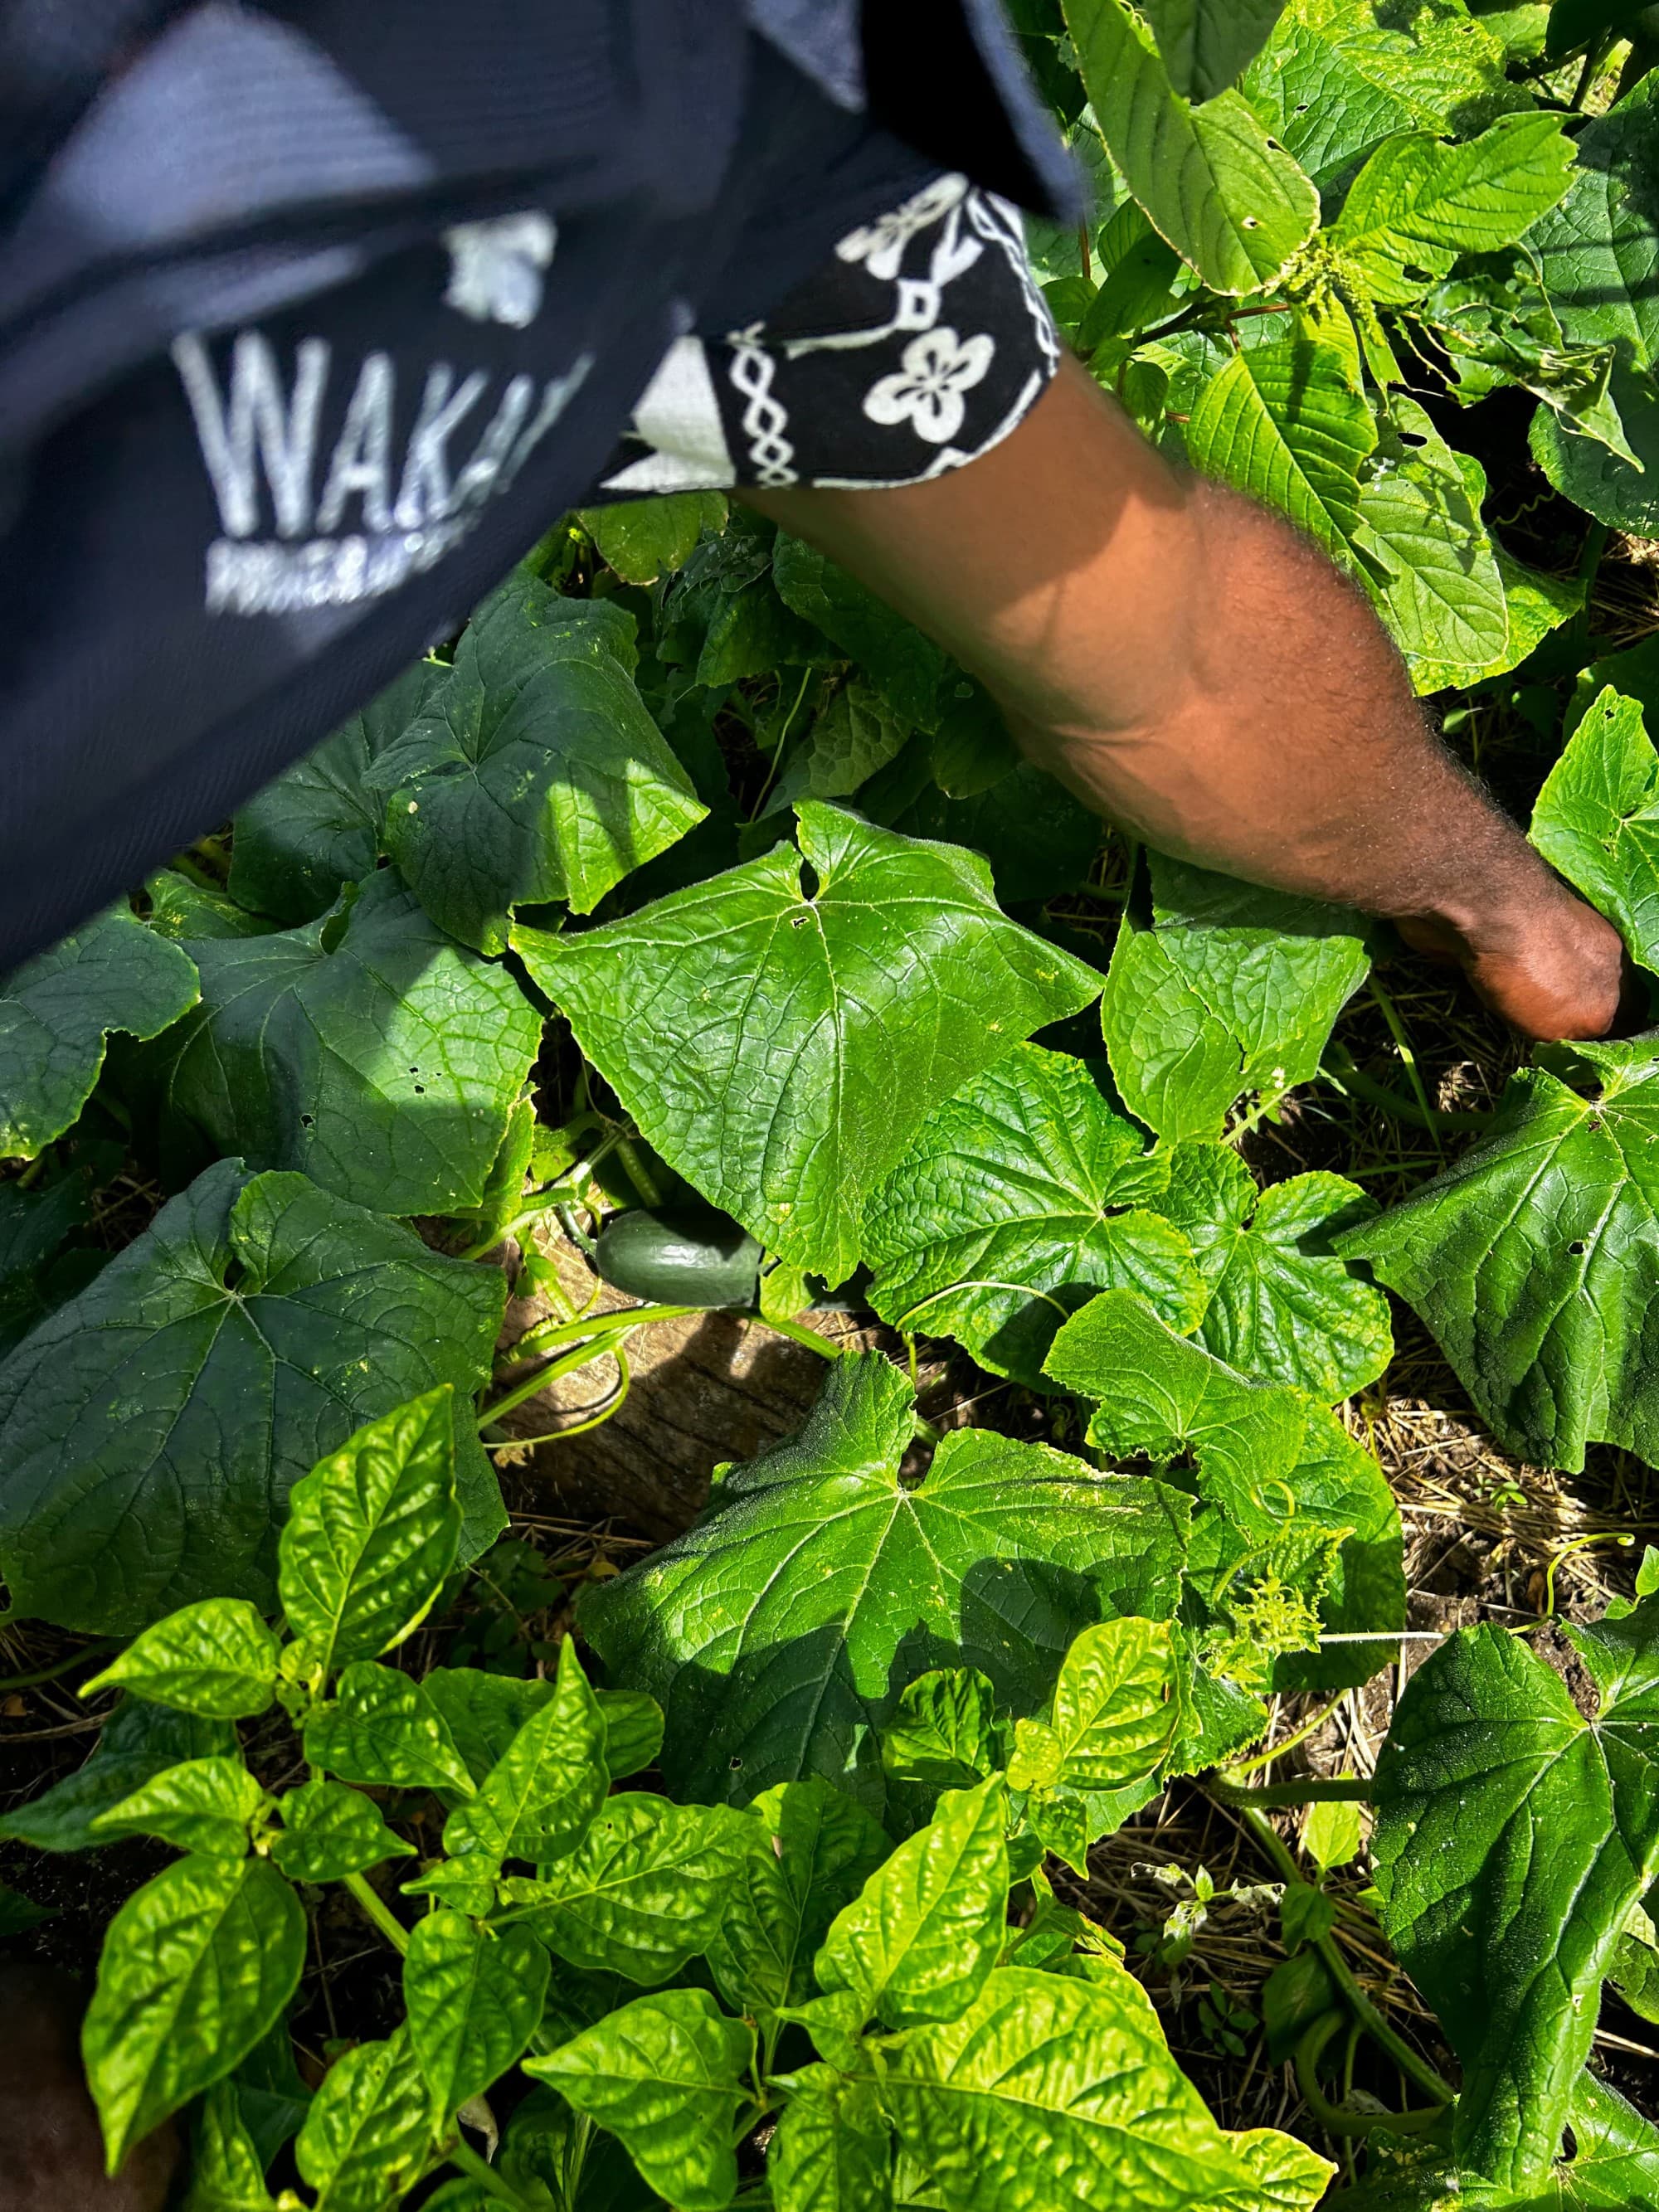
<box><xmin>0</xmin><ymin>1</ymin><xmax>1074</xmax><ymax>970</ymax></box>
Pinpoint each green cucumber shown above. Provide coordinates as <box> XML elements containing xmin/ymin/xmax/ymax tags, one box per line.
<box><xmin>591</xmin><ymin>1206</ymin><xmax>762</xmax><ymax>1308</ymax></box>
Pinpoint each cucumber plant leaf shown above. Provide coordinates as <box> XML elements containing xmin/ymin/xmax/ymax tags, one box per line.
<box><xmin>516</xmin><ymin>805</ymin><xmax>1102</xmax><ymax>1283</ymax></box>
<box><xmin>228</xmin><ymin>662</ymin><xmax>442</xmax><ymax>925</ymax></box>
<box><xmin>1183</xmin><ymin>333</ymin><xmax>1375</xmax><ymax>563</ymax></box>
<box><xmin>580</xmin><ymin>1352</ymin><xmax>1190</xmax><ymax>1818</ymax></box>
<box><xmin>1532</xmin><ymin>686</ymin><xmax>1659</xmax><ymax>974</ymax></box>
<box><xmin>0</xmin><ymin>907</ymin><xmax>199</xmax><ymax>1160</ymax></box>
<box><xmin>0</xmin><ymin>1175</ymin><xmax>89</xmax><ymax>1360</ymax></box>
<box><xmin>1063</xmin><ymin>0</ymin><xmax>1320</xmax><ymax>297</ymax></box>
<box><xmin>0</xmin><ymin>1162</ymin><xmax>505</xmax><ymax>1633</ymax></box>
<box><xmin>578</xmin><ymin>492</ymin><xmax>728</xmax><ymax>586</ymax></box>
<box><xmin>863</xmin><ymin>1044</ymin><xmax>1205</xmax><ymax>1388</ymax></box>
<box><xmin>366</xmin><ymin>590</ymin><xmax>704</xmax><ymax>954</ymax></box>
<box><xmin>1100</xmin><ymin>853</ymin><xmax>1370</xmax><ymax>1141</ymax></box>
<box><xmin>1150</xmin><ymin>1145</ymin><xmax>1391</xmax><ymax>1398</ymax></box>
<box><xmin>771</xmin><ymin>533</ymin><xmax>948</xmax><ymax>730</ymax></box>
<box><xmin>1140</xmin><ymin>0</ymin><xmax>1289</xmax><ymax>101</ymax></box>
<box><xmin>1336</xmin><ymin>1033</ymin><xmax>1659</xmax><ymax>1471</ymax></box>
<box><xmin>82</xmin><ymin>1852</ymin><xmax>307</xmax><ymax>2171</ymax></box>
<box><xmin>878</xmin><ymin>1964</ymin><xmax>1332</xmax><ymax>2212</ymax></box>
<box><xmin>1371</xmin><ymin>1606</ymin><xmax>1659</xmax><ymax>2192</ymax></box>
<box><xmin>132</xmin><ymin>867</ymin><xmax>542</xmax><ymax>1217</ymax></box>
<box><xmin>403</xmin><ymin>1910</ymin><xmax>550</xmax><ymax>2126</ymax></box>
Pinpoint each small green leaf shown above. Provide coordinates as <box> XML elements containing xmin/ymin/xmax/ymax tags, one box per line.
<box><xmin>0</xmin><ymin>1174</ymin><xmax>89</xmax><ymax>1362</ymax></box>
<box><xmin>270</xmin><ymin>1780</ymin><xmax>414</xmax><ymax>1884</ymax></box>
<box><xmin>579</xmin><ymin>493</ymin><xmax>728</xmax><ymax>585</ymax></box>
<box><xmin>768</xmin><ymin>2066</ymin><xmax>891</xmax><ymax>2212</ymax></box>
<box><xmin>815</xmin><ymin>1776</ymin><xmax>1009</xmax><ymax>2029</ymax></box>
<box><xmin>1303</xmin><ymin>1793</ymin><xmax>1364</xmax><ymax>1876</ymax></box>
<box><xmin>0</xmin><ymin>1880</ymin><xmax>53</xmax><ymax>1935</ymax></box>
<box><xmin>1064</xmin><ymin>0</ymin><xmax>1319</xmax><ymax>296</ymax></box>
<box><xmin>1533</xmin><ymin>687</ymin><xmax>1659</xmax><ymax>974</ymax></box>
<box><xmin>182</xmin><ymin>2080</ymin><xmax>280</xmax><ymax>2212</ymax></box>
<box><xmin>1029</xmin><ymin>1618</ymin><xmax>1180</xmax><ymax>1793</ymax></box>
<box><xmin>0</xmin><ymin>1699</ymin><xmax>236</xmax><ymax>1852</ymax></box>
<box><xmin>304</xmin><ymin>1662</ymin><xmax>476</xmax><ymax>1796</ymax></box>
<box><xmin>84</xmin><ymin>1600</ymin><xmax>280</xmax><ymax>1720</ymax></box>
<box><xmin>1280</xmin><ymin>1881</ymin><xmax>1336</xmax><ymax>1950</ymax></box>
<box><xmin>279</xmin><ymin>1388</ymin><xmax>461</xmax><ymax>1676</ymax></box>
<box><xmin>294</xmin><ymin>2030</ymin><xmax>433</xmax><ymax>2212</ymax></box>
<box><xmin>421</xmin><ymin>1666</ymin><xmax>554</xmax><ymax>1787</ymax></box>
<box><xmin>881</xmin><ymin>1670</ymin><xmax>1005</xmax><ymax>1796</ymax></box>
<box><xmin>864</xmin><ymin>1045</ymin><xmax>1205</xmax><ymax>1388</ymax></box>
<box><xmin>83</xmin><ymin>1853</ymin><xmax>305</xmax><ymax>2172</ymax></box>
<box><xmin>1185</xmin><ymin>334</ymin><xmax>1374</xmax><ymax>562</ymax></box>
<box><xmin>1141</xmin><ymin>0</ymin><xmax>1289</xmax><ymax>100</ymax></box>
<box><xmin>796</xmin><ymin>678</ymin><xmax>912</xmax><ymax>800</ymax></box>
<box><xmin>771</xmin><ymin>534</ymin><xmax>948</xmax><ymax>729</ymax></box>
<box><xmin>598</xmin><ymin>1687</ymin><xmax>665</xmax><ymax>1781</ymax></box>
<box><xmin>441</xmin><ymin>1637</ymin><xmax>607</xmax><ymax>1864</ymax></box>
<box><xmin>518</xmin><ymin>805</ymin><xmax>1101</xmax><ymax>1284</ymax></box>
<box><xmin>502</xmin><ymin>1794</ymin><xmax>754</xmax><ymax>1985</ymax></box>
<box><xmin>1354</xmin><ymin>398</ymin><xmax>1508</xmax><ymax>678</ymax></box>
<box><xmin>94</xmin><ymin>1756</ymin><xmax>269</xmax><ymax>1859</ymax></box>
<box><xmin>403</xmin><ymin>1911</ymin><xmax>549</xmax><ymax>2124</ymax></box>
<box><xmin>0</xmin><ymin>907</ymin><xmax>199</xmax><ymax>1160</ymax></box>
<box><xmin>524</xmin><ymin>1988</ymin><xmax>755</xmax><ymax>2212</ymax></box>
<box><xmin>707</xmin><ymin>1776</ymin><xmax>892</xmax><ymax>2018</ymax></box>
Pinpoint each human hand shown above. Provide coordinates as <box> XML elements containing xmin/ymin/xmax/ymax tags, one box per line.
<box><xmin>1395</xmin><ymin>889</ymin><xmax>1631</xmax><ymax>1043</ymax></box>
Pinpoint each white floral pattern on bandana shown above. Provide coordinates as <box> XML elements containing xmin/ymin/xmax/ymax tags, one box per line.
<box><xmin>595</xmin><ymin>173</ymin><xmax>1058</xmax><ymax>498</ymax></box>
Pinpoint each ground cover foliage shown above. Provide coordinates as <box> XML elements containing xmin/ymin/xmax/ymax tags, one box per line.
<box><xmin>7</xmin><ymin>0</ymin><xmax>1659</xmax><ymax>2204</ymax></box>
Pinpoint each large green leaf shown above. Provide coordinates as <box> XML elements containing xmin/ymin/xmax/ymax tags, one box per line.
<box><xmin>0</xmin><ymin>1175</ymin><xmax>89</xmax><ymax>1359</ymax></box>
<box><xmin>1336</xmin><ymin>1033</ymin><xmax>1659</xmax><ymax>1471</ymax></box>
<box><xmin>1064</xmin><ymin>0</ymin><xmax>1318</xmax><ymax>296</ymax></box>
<box><xmin>441</xmin><ymin>1636</ymin><xmax>609</xmax><ymax>1865</ymax></box>
<box><xmin>278</xmin><ymin>1388</ymin><xmax>461</xmax><ymax>1677</ymax></box>
<box><xmin>0</xmin><ymin>907</ymin><xmax>198</xmax><ymax>1159</ymax></box>
<box><xmin>83</xmin><ymin>1852</ymin><xmax>306</xmax><ymax>2171</ymax></box>
<box><xmin>94</xmin><ymin>1755</ymin><xmax>270</xmax><ymax>1859</ymax></box>
<box><xmin>863</xmin><ymin>1046</ymin><xmax>1204</xmax><ymax>1388</ymax></box>
<box><xmin>1100</xmin><ymin>854</ymin><xmax>1370</xmax><ymax>1141</ymax></box>
<box><xmin>228</xmin><ymin>663</ymin><xmax>440</xmax><ymax>925</ymax></box>
<box><xmin>1183</xmin><ymin>334</ymin><xmax>1374</xmax><ymax>562</ymax></box>
<box><xmin>1334</xmin><ymin>113</ymin><xmax>1574</xmax><ymax>303</ymax></box>
<box><xmin>815</xmin><ymin>1777</ymin><xmax>1010</xmax><ymax>2029</ymax></box>
<box><xmin>1405</xmin><ymin>544</ymin><xmax>1584</xmax><ymax>698</ymax></box>
<box><xmin>1240</xmin><ymin>7</ymin><xmax>1423</xmax><ymax>187</ymax></box>
<box><xmin>1372</xmin><ymin>1606</ymin><xmax>1659</xmax><ymax>2190</ymax></box>
<box><xmin>1141</xmin><ymin>0</ymin><xmax>1288</xmax><ymax>100</ymax></box>
<box><xmin>403</xmin><ymin>1911</ymin><xmax>549</xmax><ymax>2124</ymax></box>
<box><xmin>0</xmin><ymin>1698</ymin><xmax>236</xmax><ymax>1851</ymax></box>
<box><xmin>294</xmin><ymin>2030</ymin><xmax>433</xmax><ymax>2212</ymax></box>
<box><xmin>0</xmin><ymin>1162</ymin><xmax>504</xmax><ymax>1632</ymax></box>
<box><xmin>1532</xmin><ymin>686</ymin><xmax>1659</xmax><ymax>975</ymax></box>
<box><xmin>1150</xmin><ymin>1145</ymin><xmax>1391</xmax><ymax>1398</ymax></box>
<box><xmin>367</xmin><ymin>590</ymin><xmax>704</xmax><ymax>953</ymax></box>
<box><xmin>1355</xmin><ymin>399</ymin><xmax>1508</xmax><ymax>678</ymax></box>
<box><xmin>516</xmin><ymin>805</ymin><xmax>1101</xmax><ymax>1283</ymax></box>
<box><xmin>524</xmin><ymin>1989</ymin><xmax>755</xmax><ymax>2212</ymax></box>
<box><xmin>579</xmin><ymin>493</ymin><xmax>728</xmax><ymax>586</ymax></box>
<box><xmin>503</xmin><ymin>1794</ymin><xmax>755</xmax><ymax>1984</ymax></box>
<box><xmin>132</xmin><ymin>867</ymin><xmax>540</xmax><ymax>1216</ymax></box>
<box><xmin>85</xmin><ymin>1598</ymin><xmax>281</xmax><ymax>1719</ymax></box>
<box><xmin>581</xmin><ymin>1353</ymin><xmax>1189</xmax><ymax>1818</ymax></box>
<box><xmin>707</xmin><ymin>1777</ymin><xmax>893</xmax><ymax>2017</ymax></box>
<box><xmin>876</xmin><ymin>1963</ymin><xmax>1331</xmax><ymax>2212</ymax></box>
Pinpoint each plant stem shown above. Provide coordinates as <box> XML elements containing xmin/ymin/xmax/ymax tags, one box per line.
<box><xmin>740</xmin><ymin>1308</ymin><xmax>841</xmax><ymax>1359</ymax></box>
<box><xmin>1211</xmin><ymin>1776</ymin><xmax>1372</xmax><ymax>1809</ymax></box>
<box><xmin>1292</xmin><ymin>2011</ymin><xmax>1448</xmax><ymax>2138</ymax></box>
<box><xmin>343</xmin><ymin>1870</ymin><xmax>409</xmax><ymax>1956</ymax></box>
<box><xmin>0</xmin><ymin>1638</ymin><xmax>119</xmax><ymax>1693</ymax></box>
<box><xmin>1365</xmin><ymin>980</ymin><xmax>1444</xmax><ymax>1160</ymax></box>
<box><xmin>1572</xmin><ymin>31</ymin><xmax>1614</xmax><ymax>108</ymax></box>
<box><xmin>1228</xmin><ymin>1802</ymin><xmax>1455</xmax><ymax>2106</ymax></box>
<box><xmin>1320</xmin><ymin>1043</ymin><xmax>1489</xmax><ymax>1135</ymax></box>
<box><xmin>612</xmin><ymin>1135</ymin><xmax>663</xmax><ymax>1208</ymax></box>
<box><xmin>1224</xmin><ymin>1689</ymin><xmax>1351</xmax><ymax>1779</ymax></box>
<box><xmin>447</xmin><ymin>2138</ymin><xmax>540</xmax><ymax>2211</ymax></box>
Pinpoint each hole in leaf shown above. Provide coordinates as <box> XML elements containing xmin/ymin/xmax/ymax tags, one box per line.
<box><xmin>223</xmin><ymin>1258</ymin><xmax>246</xmax><ymax>1292</ymax></box>
<box><xmin>1243</xmin><ymin>216</ymin><xmax>1259</xmax><ymax>229</ymax></box>
<box><xmin>299</xmin><ymin>1113</ymin><xmax>315</xmax><ymax>1128</ymax></box>
<box><xmin>1569</xmin><ymin>1239</ymin><xmax>1587</xmax><ymax>1256</ymax></box>
<box><xmin>729</xmin><ymin>1756</ymin><xmax>742</xmax><ymax>1771</ymax></box>
<box><xmin>413</xmin><ymin>1083</ymin><xmax>426</xmax><ymax>1095</ymax></box>
<box><xmin>1295</xmin><ymin>101</ymin><xmax>1309</xmax><ymax>112</ymax></box>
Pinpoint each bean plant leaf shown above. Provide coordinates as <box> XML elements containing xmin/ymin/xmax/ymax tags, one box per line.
<box><xmin>504</xmin><ymin>1796</ymin><xmax>755</xmax><ymax>1986</ymax></box>
<box><xmin>0</xmin><ymin>1162</ymin><xmax>505</xmax><ymax>1632</ymax></box>
<box><xmin>1141</xmin><ymin>0</ymin><xmax>1289</xmax><ymax>101</ymax></box>
<box><xmin>0</xmin><ymin>907</ymin><xmax>199</xmax><ymax>1160</ymax></box>
<box><xmin>403</xmin><ymin>1911</ymin><xmax>550</xmax><ymax>2124</ymax></box>
<box><xmin>304</xmin><ymin>1661</ymin><xmax>477</xmax><ymax>1796</ymax></box>
<box><xmin>1532</xmin><ymin>686</ymin><xmax>1659</xmax><ymax>974</ymax></box>
<box><xmin>1150</xmin><ymin>1145</ymin><xmax>1391</xmax><ymax>1398</ymax></box>
<box><xmin>516</xmin><ymin>804</ymin><xmax>1102</xmax><ymax>1282</ymax></box>
<box><xmin>0</xmin><ymin>1699</ymin><xmax>236</xmax><ymax>1852</ymax></box>
<box><xmin>367</xmin><ymin>592</ymin><xmax>704</xmax><ymax>954</ymax></box>
<box><xmin>84</xmin><ymin>1598</ymin><xmax>281</xmax><ymax>1719</ymax></box>
<box><xmin>228</xmin><ymin>664</ymin><xmax>441</xmax><ymax>925</ymax></box>
<box><xmin>1371</xmin><ymin>1607</ymin><xmax>1659</xmax><ymax>2191</ymax></box>
<box><xmin>1064</xmin><ymin>0</ymin><xmax>1318</xmax><ymax>296</ymax></box>
<box><xmin>863</xmin><ymin>1045</ymin><xmax>1206</xmax><ymax>1388</ymax></box>
<box><xmin>1336</xmin><ymin>1033</ymin><xmax>1659</xmax><ymax>1471</ymax></box>
<box><xmin>133</xmin><ymin>868</ymin><xmax>542</xmax><ymax>1216</ymax></box>
<box><xmin>1183</xmin><ymin>333</ymin><xmax>1375</xmax><ymax>562</ymax></box>
<box><xmin>421</xmin><ymin>1666</ymin><xmax>555</xmax><ymax>1787</ymax></box>
<box><xmin>707</xmin><ymin>1777</ymin><xmax>893</xmax><ymax>2017</ymax></box>
<box><xmin>815</xmin><ymin>1776</ymin><xmax>1010</xmax><ymax>2028</ymax></box>
<box><xmin>878</xmin><ymin>1964</ymin><xmax>1331</xmax><ymax>2212</ymax></box>
<box><xmin>579</xmin><ymin>493</ymin><xmax>728</xmax><ymax>586</ymax></box>
<box><xmin>581</xmin><ymin>1352</ymin><xmax>1190</xmax><ymax>1818</ymax></box>
<box><xmin>1008</xmin><ymin>1618</ymin><xmax>1180</xmax><ymax>1795</ymax></box>
<box><xmin>881</xmin><ymin>1670</ymin><xmax>1007</xmax><ymax>1797</ymax></box>
<box><xmin>524</xmin><ymin>1988</ymin><xmax>756</xmax><ymax>2212</ymax></box>
<box><xmin>768</xmin><ymin>2067</ymin><xmax>892</xmax><ymax>2212</ymax></box>
<box><xmin>1101</xmin><ymin>854</ymin><xmax>1370</xmax><ymax>1141</ymax></box>
<box><xmin>441</xmin><ymin>1637</ymin><xmax>609</xmax><ymax>1865</ymax></box>
<box><xmin>771</xmin><ymin>533</ymin><xmax>948</xmax><ymax>729</ymax></box>
<box><xmin>271</xmin><ymin>1779</ymin><xmax>415</xmax><ymax>1884</ymax></box>
<box><xmin>94</xmin><ymin>1756</ymin><xmax>270</xmax><ymax>1859</ymax></box>
<box><xmin>184</xmin><ymin>2080</ymin><xmax>280</xmax><ymax>2212</ymax></box>
<box><xmin>278</xmin><ymin>1388</ymin><xmax>461</xmax><ymax>1677</ymax></box>
<box><xmin>294</xmin><ymin>2030</ymin><xmax>433</xmax><ymax>2212</ymax></box>
<box><xmin>82</xmin><ymin>1853</ymin><xmax>307</xmax><ymax>2171</ymax></box>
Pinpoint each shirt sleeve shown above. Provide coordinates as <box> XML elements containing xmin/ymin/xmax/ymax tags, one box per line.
<box><xmin>592</xmin><ymin>171</ymin><xmax>1060</xmax><ymax>498</ymax></box>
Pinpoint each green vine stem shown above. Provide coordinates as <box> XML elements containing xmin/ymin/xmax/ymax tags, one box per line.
<box><xmin>1319</xmin><ymin>1043</ymin><xmax>1491</xmax><ymax>1135</ymax></box>
<box><xmin>740</xmin><ymin>1307</ymin><xmax>842</xmax><ymax>1360</ymax></box>
<box><xmin>1292</xmin><ymin>2011</ymin><xmax>1449</xmax><ymax>2139</ymax></box>
<box><xmin>0</xmin><ymin>1637</ymin><xmax>119</xmax><ymax>1693</ymax></box>
<box><xmin>446</xmin><ymin>2138</ymin><xmax>542</xmax><ymax>2212</ymax></box>
<box><xmin>343</xmin><ymin>1870</ymin><xmax>411</xmax><ymax>1957</ymax></box>
<box><xmin>1209</xmin><ymin>1776</ymin><xmax>1373</xmax><ymax>1810</ymax></box>
<box><xmin>1225</xmin><ymin>1801</ymin><xmax>1455</xmax><ymax>2107</ymax></box>
<box><xmin>1365</xmin><ymin>977</ymin><xmax>1444</xmax><ymax>1159</ymax></box>
<box><xmin>1223</xmin><ymin>1689</ymin><xmax>1351</xmax><ymax>1781</ymax></box>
